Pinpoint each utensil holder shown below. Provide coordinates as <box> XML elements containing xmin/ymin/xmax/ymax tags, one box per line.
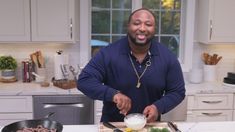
<box><xmin>203</xmin><ymin>65</ymin><xmax>217</xmax><ymax>82</ymax></box>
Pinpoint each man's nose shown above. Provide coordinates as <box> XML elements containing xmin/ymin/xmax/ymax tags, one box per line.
<box><xmin>139</xmin><ymin>24</ymin><xmax>146</xmax><ymax>32</ymax></box>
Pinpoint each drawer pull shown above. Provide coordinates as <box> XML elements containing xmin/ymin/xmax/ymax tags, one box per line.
<box><xmin>43</xmin><ymin>103</ymin><xmax>84</xmax><ymax>108</ymax></box>
<box><xmin>202</xmin><ymin>112</ymin><xmax>222</xmax><ymax>116</ymax></box>
<box><xmin>202</xmin><ymin>100</ymin><xmax>222</xmax><ymax>104</ymax></box>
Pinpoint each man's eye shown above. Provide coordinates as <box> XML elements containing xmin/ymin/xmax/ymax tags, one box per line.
<box><xmin>146</xmin><ymin>23</ymin><xmax>153</xmax><ymax>27</ymax></box>
<box><xmin>133</xmin><ymin>22</ymin><xmax>140</xmax><ymax>25</ymax></box>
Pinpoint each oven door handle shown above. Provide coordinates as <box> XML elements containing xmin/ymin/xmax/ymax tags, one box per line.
<box><xmin>43</xmin><ymin>103</ymin><xmax>84</xmax><ymax>108</ymax></box>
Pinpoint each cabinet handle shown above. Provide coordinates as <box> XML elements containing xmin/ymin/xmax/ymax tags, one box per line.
<box><xmin>43</xmin><ymin>103</ymin><xmax>84</xmax><ymax>108</ymax></box>
<box><xmin>209</xmin><ymin>20</ymin><xmax>213</xmax><ymax>40</ymax></box>
<box><xmin>202</xmin><ymin>112</ymin><xmax>222</xmax><ymax>116</ymax></box>
<box><xmin>202</xmin><ymin>100</ymin><xmax>222</xmax><ymax>104</ymax></box>
<box><xmin>70</xmin><ymin>18</ymin><xmax>73</xmax><ymax>39</ymax></box>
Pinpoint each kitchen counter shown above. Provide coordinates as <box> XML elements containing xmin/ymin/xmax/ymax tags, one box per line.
<box><xmin>1</xmin><ymin>81</ymin><xmax>235</xmax><ymax>96</ymax></box>
<box><xmin>185</xmin><ymin>81</ymin><xmax>235</xmax><ymax>95</ymax></box>
<box><xmin>1</xmin><ymin>121</ymin><xmax>235</xmax><ymax>132</ymax></box>
<box><xmin>0</xmin><ymin>82</ymin><xmax>83</xmax><ymax>95</ymax></box>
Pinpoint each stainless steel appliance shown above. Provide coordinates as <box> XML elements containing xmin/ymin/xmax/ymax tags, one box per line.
<box><xmin>33</xmin><ymin>95</ymin><xmax>94</xmax><ymax>125</ymax></box>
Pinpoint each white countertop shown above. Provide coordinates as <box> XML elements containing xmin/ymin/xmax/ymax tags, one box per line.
<box><xmin>186</xmin><ymin>81</ymin><xmax>235</xmax><ymax>95</ymax></box>
<box><xmin>0</xmin><ymin>82</ymin><xmax>83</xmax><ymax>95</ymax></box>
<box><xmin>0</xmin><ymin>81</ymin><xmax>235</xmax><ymax>95</ymax></box>
<box><xmin>1</xmin><ymin>121</ymin><xmax>235</xmax><ymax>132</ymax></box>
<box><xmin>1</xmin><ymin>81</ymin><xmax>235</xmax><ymax>96</ymax></box>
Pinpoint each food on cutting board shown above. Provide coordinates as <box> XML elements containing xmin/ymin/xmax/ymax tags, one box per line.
<box><xmin>148</xmin><ymin>127</ymin><xmax>170</xmax><ymax>132</ymax></box>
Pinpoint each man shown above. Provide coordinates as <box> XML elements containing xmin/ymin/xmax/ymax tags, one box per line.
<box><xmin>78</xmin><ymin>8</ymin><xmax>185</xmax><ymax>123</ymax></box>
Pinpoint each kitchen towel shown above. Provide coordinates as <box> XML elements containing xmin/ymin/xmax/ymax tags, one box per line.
<box><xmin>54</xmin><ymin>53</ymin><xmax>69</xmax><ymax>80</ymax></box>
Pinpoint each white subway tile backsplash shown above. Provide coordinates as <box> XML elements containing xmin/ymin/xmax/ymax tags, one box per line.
<box><xmin>189</xmin><ymin>43</ymin><xmax>235</xmax><ymax>83</ymax></box>
<box><xmin>0</xmin><ymin>43</ymin><xmax>81</xmax><ymax>82</ymax></box>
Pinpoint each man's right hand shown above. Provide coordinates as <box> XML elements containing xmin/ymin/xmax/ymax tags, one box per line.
<box><xmin>113</xmin><ymin>92</ymin><xmax>131</xmax><ymax>115</ymax></box>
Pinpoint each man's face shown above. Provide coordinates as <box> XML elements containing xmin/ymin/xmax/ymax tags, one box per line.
<box><xmin>128</xmin><ymin>10</ymin><xmax>155</xmax><ymax>46</ymax></box>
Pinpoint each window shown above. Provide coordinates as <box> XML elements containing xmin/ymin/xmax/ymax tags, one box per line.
<box><xmin>90</xmin><ymin>0</ymin><xmax>195</xmax><ymax>71</ymax></box>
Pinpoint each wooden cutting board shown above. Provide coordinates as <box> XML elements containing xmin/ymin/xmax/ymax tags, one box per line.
<box><xmin>99</xmin><ymin>122</ymin><xmax>172</xmax><ymax>132</ymax></box>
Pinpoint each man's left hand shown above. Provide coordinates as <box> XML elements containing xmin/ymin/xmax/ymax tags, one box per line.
<box><xmin>143</xmin><ymin>104</ymin><xmax>158</xmax><ymax>122</ymax></box>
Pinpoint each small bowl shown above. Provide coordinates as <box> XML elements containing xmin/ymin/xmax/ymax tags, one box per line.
<box><xmin>124</xmin><ymin>113</ymin><xmax>146</xmax><ymax>130</ymax></box>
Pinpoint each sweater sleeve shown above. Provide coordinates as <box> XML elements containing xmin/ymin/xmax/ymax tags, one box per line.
<box><xmin>154</xmin><ymin>58</ymin><xmax>185</xmax><ymax>114</ymax></box>
<box><xmin>77</xmin><ymin>49</ymin><xmax>118</xmax><ymax>102</ymax></box>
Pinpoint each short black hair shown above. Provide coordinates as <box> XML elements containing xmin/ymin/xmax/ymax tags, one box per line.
<box><xmin>128</xmin><ymin>8</ymin><xmax>156</xmax><ymax>24</ymax></box>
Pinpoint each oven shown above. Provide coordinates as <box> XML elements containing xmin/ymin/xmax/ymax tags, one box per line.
<box><xmin>33</xmin><ymin>94</ymin><xmax>94</xmax><ymax>125</ymax></box>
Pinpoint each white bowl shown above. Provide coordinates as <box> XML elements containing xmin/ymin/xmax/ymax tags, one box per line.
<box><xmin>124</xmin><ymin>113</ymin><xmax>146</xmax><ymax>130</ymax></box>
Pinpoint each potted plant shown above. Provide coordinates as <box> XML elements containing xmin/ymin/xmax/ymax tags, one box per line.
<box><xmin>0</xmin><ymin>55</ymin><xmax>17</xmax><ymax>80</ymax></box>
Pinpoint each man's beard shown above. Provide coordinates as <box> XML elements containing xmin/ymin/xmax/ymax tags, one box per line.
<box><xmin>128</xmin><ymin>33</ymin><xmax>153</xmax><ymax>47</ymax></box>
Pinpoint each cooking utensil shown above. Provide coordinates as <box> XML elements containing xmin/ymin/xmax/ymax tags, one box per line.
<box><xmin>202</xmin><ymin>52</ymin><xmax>222</xmax><ymax>65</ymax></box>
<box><xmin>37</xmin><ymin>51</ymin><xmax>45</xmax><ymax>68</ymax></box>
<box><xmin>1</xmin><ymin>112</ymin><xmax>63</xmax><ymax>132</ymax></box>
<box><xmin>103</xmin><ymin>122</ymin><xmax>123</xmax><ymax>132</ymax></box>
<box><xmin>60</xmin><ymin>64</ymin><xmax>69</xmax><ymax>80</ymax></box>
<box><xmin>167</xmin><ymin>121</ymin><xmax>181</xmax><ymax>132</ymax></box>
<box><xmin>69</xmin><ymin>65</ymin><xmax>78</xmax><ymax>81</ymax></box>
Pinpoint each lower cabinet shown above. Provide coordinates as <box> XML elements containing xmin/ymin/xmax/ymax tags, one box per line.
<box><xmin>0</xmin><ymin>96</ymin><xmax>33</xmax><ymax>126</ymax></box>
<box><xmin>187</xmin><ymin>93</ymin><xmax>234</xmax><ymax>122</ymax></box>
<box><xmin>94</xmin><ymin>100</ymin><xmax>103</xmax><ymax>124</ymax></box>
<box><xmin>0</xmin><ymin>113</ymin><xmax>33</xmax><ymax>126</ymax></box>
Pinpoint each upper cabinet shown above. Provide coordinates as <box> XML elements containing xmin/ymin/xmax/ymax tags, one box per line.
<box><xmin>0</xmin><ymin>0</ymin><xmax>31</xmax><ymax>41</ymax></box>
<box><xmin>0</xmin><ymin>0</ymin><xmax>79</xmax><ymax>43</ymax></box>
<box><xmin>197</xmin><ymin>0</ymin><xmax>235</xmax><ymax>44</ymax></box>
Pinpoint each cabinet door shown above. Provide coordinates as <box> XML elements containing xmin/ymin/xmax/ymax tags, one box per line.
<box><xmin>0</xmin><ymin>96</ymin><xmax>33</xmax><ymax>112</ymax></box>
<box><xmin>94</xmin><ymin>100</ymin><xmax>103</xmax><ymax>124</ymax></box>
<box><xmin>198</xmin><ymin>0</ymin><xmax>235</xmax><ymax>43</ymax></box>
<box><xmin>31</xmin><ymin>0</ymin><xmax>75</xmax><ymax>42</ymax></box>
<box><xmin>0</xmin><ymin>0</ymin><xmax>30</xmax><ymax>41</ymax></box>
<box><xmin>0</xmin><ymin>113</ymin><xmax>32</xmax><ymax>126</ymax></box>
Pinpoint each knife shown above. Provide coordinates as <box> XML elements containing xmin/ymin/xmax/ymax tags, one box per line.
<box><xmin>103</xmin><ymin>122</ymin><xmax>123</xmax><ymax>132</ymax></box>
<box><xmin>167</xmin><ymin>121</ymin><xmax>181</xmax><ymax>132</ymax></box>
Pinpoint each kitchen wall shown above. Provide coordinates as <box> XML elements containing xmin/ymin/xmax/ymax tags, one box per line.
<box><xmin>187</xmin><ymin>43</ymin><xmax>235</xmax><ymax>83</ymax></box>
<box><xmin>0</xmin><ymin>43</ymin><xmax>81</xmax><ymax>81</ymax></box>
<box><xmin>2</xmin><ymin>41</ymin><xmax>235</xmax><ymax>84</ymax></box>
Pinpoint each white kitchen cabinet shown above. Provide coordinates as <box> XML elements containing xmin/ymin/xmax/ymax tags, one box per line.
<box><xmin>0</xmin><ymin>0</ymin><xmax>30</xmax><ymax>41</ymax></box>
<box><xmin>31</xmin><ymin>0</ymin><xmax>79</xmax><ymax>42</ymax></box>
<box><xmin>0</xmin><ymin>96</ymin><xmax>33</xmax><ymax>126</ymax></box>
<box><xmin>0</xmin><ymin>0</ymin><xmax>79</xmax><ymax>42</ymax></box>
<box><xmin>187</xmin><ymin>94</ymin><xmax>234</xmax><ymax>122</ymax></box>
<box><xmin>94</xmin><ymin>100</ymin><xmax>103</xmax><ymax>124</ymax></box>
<box><xmin>0</xmin><ymin>113</ymin><xmax>33</xmax><ymax>126</ymax></box>
<box><xmin>197</xmin><ymin>0</ymin><xmax>235</xmax><ymax>44</ymax></box>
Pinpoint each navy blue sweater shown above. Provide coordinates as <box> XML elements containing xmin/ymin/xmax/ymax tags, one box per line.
<box><xmin>78</xmin><ymin>37</ymin><xmax>185</xmax><ymax>122</ymax></box>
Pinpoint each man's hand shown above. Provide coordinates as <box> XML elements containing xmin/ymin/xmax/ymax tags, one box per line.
<box><xmin>143</xmin><ymin>104</ymin><xmax>158</xmax><ymax>122</ymax></box>
<box><xmin>113</xmin><ymin>92</ymin><xmax>131</xmax><ymax>115</ymax></box>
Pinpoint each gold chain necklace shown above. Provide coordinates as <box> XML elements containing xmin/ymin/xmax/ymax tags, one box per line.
<box><xmin>129</xmin><ymin>53</ymin><xmax>151</xmax><ymax>88</ymax></box>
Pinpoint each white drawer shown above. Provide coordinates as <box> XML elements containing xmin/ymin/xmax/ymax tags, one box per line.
<box><xmin>187</xmin><ymin>94</ymin><xmax>233</xmax><ymax>110</ymax></box>
<box><xmin>0</xmin><ymin>96</ymin><xmax>32</xmax><ymax>112</ymax></box>
<box><xmin>187</xmin><ymin>110</ymin><xmax>233</xmax><ymax>122</ymax></box>
<box><xmin>0</xmin><ymin>113</ymin><xmax>33</xmax><ymax>126</ymax></box>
